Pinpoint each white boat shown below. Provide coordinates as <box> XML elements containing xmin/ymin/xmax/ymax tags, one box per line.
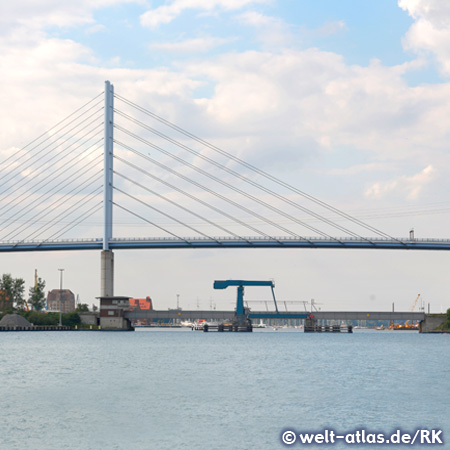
<box><xmin>192</xmin><ymin>319</ymin><xmax>220</xmax><ymax>330</ymax></box>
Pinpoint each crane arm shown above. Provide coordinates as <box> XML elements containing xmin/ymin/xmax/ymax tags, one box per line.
<box><xmin>405</xmin><ymin>294</ymin><xmax>420</xmax><ymax>326</ymax></box>
<box><xmin>213</xmin><ymin>280</ymin><xmax>274</xmax><ymax>289</ymax></box>
<box><xmin>410</xmin><ymin>294</ymin><xmax>420</xmax><ymax>312</ymax></box>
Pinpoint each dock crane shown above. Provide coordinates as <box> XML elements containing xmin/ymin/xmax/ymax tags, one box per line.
<box><xmin>404</xmin><ymin>293</ymin><xmax>421</xmax><ymax>327</ymax></box>
<box><xmin>213</xmin><ymin>280</ymin><xmax>279</xmax><ymax>326</ymax></box>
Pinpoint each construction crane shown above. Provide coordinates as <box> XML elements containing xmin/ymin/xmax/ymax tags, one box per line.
<box><xmin>405</xmin><ymin>293</ymin><xmax>421</xmax><ymax>327</ymax></box>
<box><xmin>390</xmin><ymin>293</ymin><xmax>420</xmax><ymax>329</ymax></box>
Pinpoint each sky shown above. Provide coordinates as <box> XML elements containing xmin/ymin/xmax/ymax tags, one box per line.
<box><xmin>2</xmin><ymin>0</ymin><xmax>450</xmax><ymax>313</ymax></box>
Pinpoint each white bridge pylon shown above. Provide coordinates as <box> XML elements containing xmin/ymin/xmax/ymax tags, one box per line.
<box><xmin>102</xmin><ymin>80</ymin><xmax>114</xmax><ymax>296</ymax></box>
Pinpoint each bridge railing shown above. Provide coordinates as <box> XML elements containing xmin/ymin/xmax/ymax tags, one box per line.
<box><xmin>109</xmin><ymin>236</ymin><xmax>450</xmax><ymax>243</ymax></box>
<box><xmin>0</xmin><ymin>238</ymin><xmax>102</xmax><ymax>246</ymax></box>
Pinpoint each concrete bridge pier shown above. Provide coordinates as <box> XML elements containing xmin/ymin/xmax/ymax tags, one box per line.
<box><xmin>419</xmin><ymin>314</ymin><xmax>447</xmax><ymax>332</ymax></box>
<box><xmin>101</xmin><ymin>250</ymin><xmax>114</xmax><ymax>297</ymax></box>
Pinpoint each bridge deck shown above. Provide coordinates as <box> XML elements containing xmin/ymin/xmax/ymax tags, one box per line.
<box><xmin>2</xmin><ymin>236</ymin><xmax>450</xmax><ymax>252</ymax></box>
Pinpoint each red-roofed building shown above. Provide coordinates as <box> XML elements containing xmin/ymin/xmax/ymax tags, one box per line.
<box><xmin>129</xmin><ymin>296</ymin><xmax>153</xmax><ymax>311</ymax></box>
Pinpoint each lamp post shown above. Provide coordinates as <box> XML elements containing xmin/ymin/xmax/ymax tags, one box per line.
<box><xmin>58</xmin><ymin>269</ymin><xmax>64</xmax><ymax>327</ymax></box>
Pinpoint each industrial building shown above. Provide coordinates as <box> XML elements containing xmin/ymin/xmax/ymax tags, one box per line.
<box><xmin>46</xmin><ymin>289</ymin><xmax>75</xmax><ymax>313</ymax></box>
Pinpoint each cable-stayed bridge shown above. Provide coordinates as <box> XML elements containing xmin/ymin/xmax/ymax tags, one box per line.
<box><xmin>1</xmin><ymin>81</ymin><xmax>450</xmax><ymax>297</ymax></box>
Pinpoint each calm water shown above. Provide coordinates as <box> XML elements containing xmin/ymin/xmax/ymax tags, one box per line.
<box><xmin>0</xmin><ymin>329</ymin><xmax>448</xmax><ymax>449</ymax></box>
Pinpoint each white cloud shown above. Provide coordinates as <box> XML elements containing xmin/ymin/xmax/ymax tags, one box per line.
<box><xmin>236</xmin><ymin>11</ymin><xmax>293</xmax><ymax>47</ymax></box>
<box><xmin>85</xmin><ymin>24</ymin><xmax>107</xmax><ymax>34</ymax></box>
<box><xmin>314</xmin><ymin>20</ymin><xmax>348</xmax><ymax>37</ymax></box>
<box><xmin>0</xmin><ymin>0</ymin><xmax>142</xmax><ymax>33</ymax></box>
<box><xmin>237</xmin><ymin>11</ymin><xmax>275</xmax><ymax>27</ymax></box>
<box><xmin>149</xmin><ymin>37</ymin><xmax>232</xmax><ymax>53</ymax></box>
<box><xmin>185</xmin><ymin>50</ymin><xmax>439</xmax><ymax>160</ymax></box>
<box><xmin>140</xmin><ymin>5</ymin><xmax>178</xmax><ymax>28</ymax></box>
<box><xmin>399</xmin><ymin>0</ymin><xmax>450</xmax><ymax>76</ymax></box>
<box><xmin>140</xmin><ymin>0</ymin><xmax>269</xmax><ymax>28</ymax></box>
<box><xmin>398</xmin><ymin>0</ymin><xmax>450</xmax><ymax>25</ymax></box>
<box><xmin>327</xmin><ymin>163</ymin><xmax>391</xmax><ymax>176</ymax></box>
<box><xmin>365</xmin><ymin>165</ymin><xmax>435</xmax><ymax>200</ymax></box>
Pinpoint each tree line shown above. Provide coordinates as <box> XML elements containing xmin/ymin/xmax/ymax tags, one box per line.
<box><xmin>0</xmin><ymin>273</ymin><xmax>97</xmax><ymax>328</ymax></box>
<box><xmin>0</xmin><ymin>273</ymin><xmax>46</xmax><ymax>313</ymax></box>
<box><xmin>0</xmin><ymin>273</ymin><xmax>92</xmax><ymax>314</ymax></box>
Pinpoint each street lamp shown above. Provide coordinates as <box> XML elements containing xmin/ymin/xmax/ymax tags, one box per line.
<box><xmin>58</xmin><ymin>269</ymin><xmax>64</xmax><ymax>327</ymax></box>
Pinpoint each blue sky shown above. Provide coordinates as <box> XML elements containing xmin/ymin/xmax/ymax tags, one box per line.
<box><xmin>2</xmin><ymin>0</ymin><xmax>450</xmax><ymax>311</ymax></box>
<box><xmin>58</xmin><ymin>1</ymin><xmax>416</xmax><ymax>70</ymax></box>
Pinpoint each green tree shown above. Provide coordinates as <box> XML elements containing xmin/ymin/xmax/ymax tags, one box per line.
<box><xmin>0</xmin><ymin>274</ymin><xmax>25</xmax><ymax>311</ymax></box>
<box><xmin>23</xmin><ymin>311</ymin><xmax>59</xmax><ymax>326</ymax></box>
<box><xmin>75</xmin><ymin>303</ymin><xmax>90</xmax><ymax>313</ymax></box>
<box><xmin>0</xmin><ymin>274</ymin><xmax>13</xmax><ymax>311</ymax></box>
<box><xmin>62</xmin><ymin>312</ymin><xmax>81</xmax><ymax>327</ymax></box>
<box><xmin>28</xmin><ymin>277</ymin><xmax>46</xmax><ymax>311</ymax></box>
<box><xmin>20</xmin><ymin>311</ymin><xmax>81</xmax><ymax>328</ymax></box>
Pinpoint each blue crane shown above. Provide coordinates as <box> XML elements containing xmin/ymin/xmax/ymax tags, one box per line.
<box><xmin>213</xmin><ymin>280</ymin><xmax>279</xmax><ymax>324</ymax></box>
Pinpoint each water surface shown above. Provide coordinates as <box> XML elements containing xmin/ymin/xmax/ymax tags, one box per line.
<box><xmin>0</xmin><ymin>329</ymin><xmax>448</xmax><ymax>449</ymax></box>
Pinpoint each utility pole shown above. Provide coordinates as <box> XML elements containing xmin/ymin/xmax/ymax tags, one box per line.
<box><xmin>58</xmin><ymin>268</ymin><xmax>64</xmax><ymax>327</ymax></box>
